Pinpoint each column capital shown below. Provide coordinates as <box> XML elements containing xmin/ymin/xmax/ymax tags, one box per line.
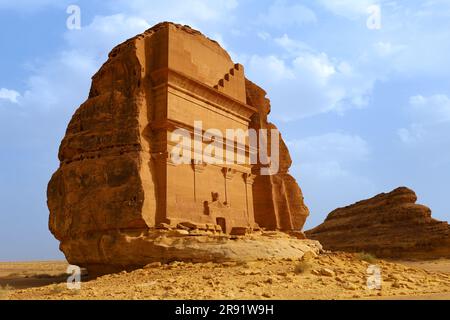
<box><xmin>192</xmin><ymin>159</ymin><xmax>207</xmax><ymax>173</ymax></box>
<box><xmin>222</xmin><ymin>167</ymin><xmax>237</xmax><ymax>180</ymax></box>
<box><xmin>243</xmin><ymin>172</ymin><xmax>256</xmax><ymax>185</ymax></box>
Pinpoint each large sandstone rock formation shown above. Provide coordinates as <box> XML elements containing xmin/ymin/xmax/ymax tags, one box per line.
<box><xmin>306</xmin><ymin>187</ymin><xmax>450</xmax><ymax>259</ymax></box>
<box><xmin>47</xmin><ymin>22</ymin><xmax>310</xmax><ymax>274</ymax></box>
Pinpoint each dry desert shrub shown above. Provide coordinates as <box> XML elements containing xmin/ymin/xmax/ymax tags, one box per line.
<box><xmin>236</xmin><ymin>260</ymin><xmax>249</xmax><ymax>268</ymax></box>
<box><xmin>33</xmin><ymin>273</ymin><xmax>54</xmax><ymax>279</ymax></box>
<box><xmin>50</xmin><ymin>285</ymin><xmax>66</xmax><ymax>294</ymax></box>
<box><xmin>357</xmin><ymin>252</ymin><xmax>377</xmax><ymax>264</ymax></box>
<box><xmin>6</xmin><ymin>272</ymin><xmax>22</xmax><ymax>278</ymax></box>
<box><xmin>0</xmin><ymin>285</ymin><xmax>13</xmax><ymax>300</ymax></box>
<box><xmin>294</xmin><ymin>261</ymin><xmax>312</xmax><ymax>274</ymax></box>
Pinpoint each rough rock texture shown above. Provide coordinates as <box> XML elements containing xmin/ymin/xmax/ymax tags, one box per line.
<box><xmin>246</xmin><ymin>79</ymin><xmax>309</xmax><ymax>231</ymax></box>
<box><xmin>61</xmin><ymin>230</ymin><xmax>322</xmax><ymax>275</ymax></box>
<box><xmin>306</xmin><ymin>187</ymin><xmax>450</xmax><ymax>259</ymax></box>
<box><xmin>47</xmin><ymin>22</ymin><xmax>310</xmax><ymax>274</ymax></box>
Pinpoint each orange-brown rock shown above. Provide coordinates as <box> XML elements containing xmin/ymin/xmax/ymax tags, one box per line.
<box><xmin>247</xmin><ymin>80</ymin><xmax>309</xmax><ymax>231</ymax></box>
<box><xmin>47</xmin><ymin>22</ymin><xmax>309</xmax><ymax>273</ymax></box>
<box><xmin>305</xmin><ymin>187</ymin><xmax>450</xmax><ymax>259</ymax></box>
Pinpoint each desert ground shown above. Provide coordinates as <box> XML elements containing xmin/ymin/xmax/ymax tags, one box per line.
<box><xmin>1</xmin><ymin>252</ymin><xmax>450</xmax><ymax>300</ymax></box>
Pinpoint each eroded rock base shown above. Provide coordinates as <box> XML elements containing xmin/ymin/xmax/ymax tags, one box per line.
<box><xmin>61</xmin><ymin>231</ymin><xmax>321</xmax><ymax>276</ymax></box>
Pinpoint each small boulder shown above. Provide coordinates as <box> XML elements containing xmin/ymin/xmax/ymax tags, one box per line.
<box><xmin>156</xmin><ymin>223</ymin><xmax>172</xmax><ymax>230</ymax></box>
<box><xmin>177</xmin><ymin>223</ymin><xmax>191</xmax><ymax>231</ymax></box>
<box><xmin>317</xmin><ymin>268</ymin><xmax>335</xmax><ymax>277</ymax></box>
<box><xmin>230</xmin><ymin>227</ymin><xmax>250</xmax><ymax>236</ymax></box>
<box><xmin>301</xmin><ymin>251</ymin><xmax>318</xmax><ymax>262</ymax></box>
<box><xmin>144</xmin><ymin>262</ymin><xmax>162</xmax><ymax>269</ymax></box>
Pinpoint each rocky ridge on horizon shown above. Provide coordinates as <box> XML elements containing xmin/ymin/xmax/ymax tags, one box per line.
<box><xmin>306</xmin><ymin>187</ymin><xmax>450</xmax><ymax>259</ymax></box>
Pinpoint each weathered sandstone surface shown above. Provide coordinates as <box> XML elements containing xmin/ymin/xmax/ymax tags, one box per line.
<box><xmin>61</xmin><ymin>230</ymin><xmax>322</xmax><ymax>275</ymax></box>
<box><xmin>306</xmin><ymin>187</ymin><xmax>450</xmax><ymax>259</ymax></box>
<box><xmin>47</xmin><ymin>22</ymin><xmax>310</xmax><ymax>274</ymax></box>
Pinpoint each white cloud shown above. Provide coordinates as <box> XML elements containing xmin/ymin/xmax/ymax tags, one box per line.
<box><xmin>272</xmin><ymin>36</ymin><xmax>375</xmax><ymax>113</ymax></box>
<box><xmin>64</xmin><ymin>14</ymin><xmax>150</xmax><ymax>59</ymax></box>
<box><xmin>397</xmin><ymin>128</ymin><xmax>411</xmax><ymax>144</ymax></box>
<box><xmin>0</xmin><ymin>0</ymin><xmax>69</xmax><ymax>11</ymax></box>
<box><xmin>391</xmin><ymin>34</ymin><xmax>450</xmax><ymax>76</ymax></box>
<box><xmin>409</xmin><ymin>94</ymin><xmax>450</xmax><ymax>124</ymax></box>
<box><xmin>288</xmin><ymin>133</ymin><xmax>370</xmax><ymax>164</ymax></box>
<box><xmin>20</xmin><ymin>50</ymin><xmax>98</xmax><ymax>110</ymax></box>
<box><xmin>247</xmin><ymin>47</ymin><xmax>375</xmax><ymax>120</ymax></box>
<box><xmin>288</xmin><ymin>132</ymin><xmax>370</xmax><ymax>183</ymax></box>
<box><xmin>0</xmin><ymin>88</ymin><xmax>21</xmax><ymax>104</ymax></box>
<box><xmin>257</xmin><ymin>32</ymin><xmax>271</xmax><ymax>41</ymax></box>
<box><xmin>414</xmin><ymin>0</ymin><xmax>450</xmax><ymax>18</ymax></box>
<box><xmin>368</xmin><ymin>2</ymin><xmax>450</xmax><ymax>77</ymax></box>
<box><xmin>19</xmin><ymin>14</ymin><xmax>152</xmax><ymax>111</ymax></box>
<box><xmin>210</xmin><ymin>33</ymin><xmax>227</xmax><ymax>50</ymax></box>
<box><xmin>317</xmin><ymin>0</ymin><xmax>380</xmax><ymax>19</ymax></box>
<box><xmin>110</xmin><ymin>0</ymin><xmax>238</xmax><ymax>27</ymax></box>
<box><xmin>373</xmin><ymin>41</ymin><xmax>405</xmax><ymax>58</ymax></box>
<box><xmin>7</xmin><ymin>0</ymin><xmax>242</xmax><ymax>113</ymax></box>
<box><xmin>258</xmin><ymin>0</ymin><xmax>317</xmax><ymax>27</ymax></box>
<box><xmin>397</xmin><ymin>125</ymin><xmax>425</xmax><ymax>145</ymax></box>
<box><xmin>9</xmin><ymin>0</ymin><xmax>242</xmax><ymax>113</ymax></box>
<box><xmin>298</xmin><ymin>157</ymin><xmax>376</xmax><ymax>229</ymax></box>
<box><xmin>248</xmin><ymin>55</ymin><xmax>295</xmax><ymax>83</ymax></box>
<box><xmin>398</xmin><ymin>94</ymin><xmax>450</xmax><ymax>145</ymax></box>
<box><xmin>293</xmin><ymin>52</ymin><xmax>336</xmax><ymax>85</ymax></box>
<box><xmin>287</xmin><ymin>132</ymin><xmax>374</xmax><ymax>228</ymax></box>
<box><xmin>274</xmin><ymin>34</ymin><xmax>311</xmax><ymax>56</ymax></box>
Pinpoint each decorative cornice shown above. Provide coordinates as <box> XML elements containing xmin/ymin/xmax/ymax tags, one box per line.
<box><xmin>243</xmin><ymin>173</ymin><xmax>256</xmax><ymax>185</ymax></box>
<box><xmin>151</xmin><ymin>151</ymin><xmax>177</xmax><ymax>166</ymax></box>
<box><xmin>222</xmin><ymin>167</ymin><xmax>237</xmax><ymax>180</ymax></box>
<box><xmin>191</xmin><ymin>159</ymin><xmax>207</xmax><ymax>173</ymax></box>
<box><xmin>150</xmin><ymin>68</ymin><xmax>257</xmax><ymax>121</ymax></box>
<box><xmin>151</xmin><ymin>119</ymin><xmax>252</xmax><ymax>155</ymax></box>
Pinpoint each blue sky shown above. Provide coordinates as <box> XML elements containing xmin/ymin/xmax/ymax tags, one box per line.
<box><xmin>1</xmin><ymin>0</ymin><xmax>450</xmax><ymax>261</ymax></box>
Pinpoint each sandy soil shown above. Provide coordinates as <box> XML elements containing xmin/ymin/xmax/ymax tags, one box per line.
<box><xmin>374</xmin><ymin>258</ymin><xmax>450</xmax><ymax>300</ymax></box>
<box><xmin>0</xmin><ymin>260</ymin><xmax>68</xmax><ymax>299</ymax></box>
<box><xmin>395</xmin><ymin>258</ymin><xmax>450</xmax><ymax>274</ymax></box>
<box><xmin>2</xmin><ymin>253</ymin><xmax>450</xmax><ymax>300</ymax></box>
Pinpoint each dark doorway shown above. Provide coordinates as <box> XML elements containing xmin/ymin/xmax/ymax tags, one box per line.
<box><xmin>203</xmin><ymin>201</ymin><xmax>210</xmax><ymax>215</ymax></box>
<box><xmin>216</xmin><ymin>217</ymin><xmax>226</xmax><ymax>233</ymax></box>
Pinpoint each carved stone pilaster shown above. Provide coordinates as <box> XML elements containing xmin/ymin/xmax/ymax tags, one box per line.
<box><xmin>151</xmin><ymin>152</ymin><xmax>172</xmax><ymax>165</ymax></box>
<box><xmin>191</xmin><ymin>159</ymin><xmax>207</xmax><ymax>173</ymax></box>
<box><xmin>222</xmin><ymin>167</ymin><xmax>237</xmax><ymax>180</ymax></box>
<box><xmin>243</xmin><ymin>173</ymin><xmax>256</xmax><ymax>185</ymax></box>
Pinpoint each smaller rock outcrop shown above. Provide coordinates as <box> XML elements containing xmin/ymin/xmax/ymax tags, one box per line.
<box><xmin>305</xmin><ymin>187</ymin><xmax>450</xmax><ymax>259</ymax></box>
